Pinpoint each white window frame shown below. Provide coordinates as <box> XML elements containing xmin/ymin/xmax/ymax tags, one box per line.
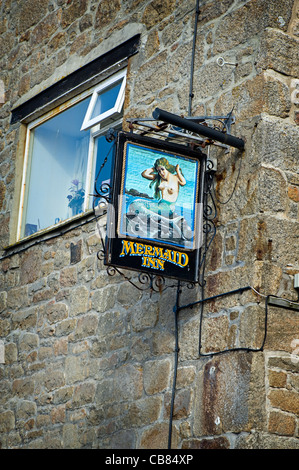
<box><xmin>84</xmin><ymin>116</ymin><xmax>122</xmax><ymax>213</ymax></box>
<box><xmin>17</xmin><ymin>70</ymin><xmax>126</xmax><ymax>241</ymax></box>
<box><xmin>80</xmin><ymin>69</ymin><xmax>127</xmax><ymax>131</ymax></box>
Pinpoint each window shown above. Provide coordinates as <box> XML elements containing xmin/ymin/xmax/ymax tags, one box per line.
<box><xmin>81</xmin><ymin>69</ymin><xmax>126</xmax><ymax>131</ymax></box>
<box><xmin>17</xmin><ymin>69</ymin><xmax>126</xmax><ymax>241</ymax></box>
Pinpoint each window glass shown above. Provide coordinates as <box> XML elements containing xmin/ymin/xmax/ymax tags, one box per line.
<box><xmin>18</xmin><ymin>70</ymin><xmax>126</xmax><ymax>241</ymax></box>
<box><xmin>91</xmin><ymin>80</ymin><xmax>122</xmax><ymax>120</ymax></box>
<box><xmin>21</xmin><ymin>98</ymin><xmax>90</xmax><ymax>238</ymax></box>
<box><xmin>81</xmin><ymin>70</ymin><xmax>126</xmax><ymax>131</ymax></box>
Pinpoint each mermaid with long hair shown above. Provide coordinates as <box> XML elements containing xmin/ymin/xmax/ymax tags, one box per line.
<box><xmin>124</xmin><ymin>156</ymin><xmax>192</xmax><ymax>245</ymax></box>
<box><xmin>141</xmin><ymin>157</ymin><xmax>186</xmax><ymax>212</ymax></box>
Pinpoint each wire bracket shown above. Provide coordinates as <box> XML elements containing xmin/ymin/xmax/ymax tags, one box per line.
<box><xmin>267</xmin><ymin>296</ymin><xmax>299</xmax><ymax>312</ymax></box>
<box><xmin>126</xmin><ymin>109</ymin><xmax>240</xmax><ymax>152</ymax></box>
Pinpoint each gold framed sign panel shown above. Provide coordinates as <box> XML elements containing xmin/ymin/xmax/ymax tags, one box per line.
<box><xmin>106</xmin><ymin>132</ymin><xmax>206</xmax><ymax>283</ymax></box>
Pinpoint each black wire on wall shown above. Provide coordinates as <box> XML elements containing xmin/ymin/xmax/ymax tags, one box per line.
<box><xmin>188</xmin><ymin>0</ymin><xmax>200</xmax><ymax>117</ymax></box>
<box><xmin>167</xmin><ymin>282</ymin><xmax>181</xmax><ymax>449</ymax></box>
<box><xmin>168</xmin><ymin>1</ymin><xmax>200</xmax><ymax>448</ymax></box>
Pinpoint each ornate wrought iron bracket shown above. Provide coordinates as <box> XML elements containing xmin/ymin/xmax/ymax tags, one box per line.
<box><xmin>93</xmin><ymin>124</ymin><xmax>218</xmax><ymax>293</ymax></box>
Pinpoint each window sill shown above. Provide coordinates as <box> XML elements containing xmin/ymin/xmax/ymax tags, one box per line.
<box><xmin>3</xmin><ymin>209</ymin><xmax>101</xmax><ymax>259</ymax></box>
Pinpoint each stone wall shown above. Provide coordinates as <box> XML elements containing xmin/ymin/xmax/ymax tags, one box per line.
<box><xmin>0</xmin><ymin>0</ymin><xmax>298</xmax><ymax>449</ymax></box>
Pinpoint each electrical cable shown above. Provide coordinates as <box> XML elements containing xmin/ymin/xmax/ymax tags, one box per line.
<box><xmin>167</xmin><ymin>0</ymin><xmax>200</xmax><ymax>448</ymax></box>
<box><xmin>195</xmin><ymin>149</ymin><xmax>270</xmax><ymax>356</ymax></box>
<box><xmin>212</xmin><ymin>147</ymin><xmax>243</xmax><ymax>205</ymax></box>
<box><xmin>198</xmin><ymin>232</ymin><xmax>270</xmax><ymax>356</ymax></box>
<box><xmin>195</xmin><ymin>164</ymin><xmax>266</xmax><ymax>356</ymax></box>
<box><xmin>168</xmin><ymin>281</ymin><xmax>181</xmax><ymax>450</ymax></box>
<box><xmin>197</xmin><ymin>288</ymin><xmax>299</xmax><ymax>357</ymax></box>
<box><xmin>196</xmin><ymin>283</ymin><xmax>299</xmax><ymax>357</ymax></box>
<box><xmin>249</xmin><ymin>285</ymin><xmax>268</xmax><ymax>298</ymax></box>
<box><xmin>188</xmin><ymin>0</ymin><xmax>200</xmax><ymax>117</ymax></box>
<box><xmin>198</xmin><ymin>296</ymin><xmax>270</xmax><ymax>357</ymax></box>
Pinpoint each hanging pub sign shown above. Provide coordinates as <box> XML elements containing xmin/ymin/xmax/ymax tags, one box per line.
<box><xmin>105</xmin><ymin>131</ymin><xmax>206</xmax><ymax>283</ymax></box>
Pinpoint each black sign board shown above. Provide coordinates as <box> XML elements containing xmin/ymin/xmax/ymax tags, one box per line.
<box><xmin>105</xmin><ymin>132</ymin><xmax>206</xmax><ymax>283</ymax></box>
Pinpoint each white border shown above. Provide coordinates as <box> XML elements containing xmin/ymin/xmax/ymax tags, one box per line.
<box><xmin>80</xmin><ymin>69</ymin><xmax>126</xmax><ymax>131</ymax></box>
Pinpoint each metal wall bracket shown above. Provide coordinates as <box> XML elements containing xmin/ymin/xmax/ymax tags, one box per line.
<box><xmin>267</xmin><ymin>296</ymin><xmax>299</xmax><ymax>312</ymax></box>
<box><xmin>152</xmin><ymin>108</ymin><xmax>245</xmax><ymax>150</ymax></box>
<box><xmin>126</xmin><ymin>109</ymin><xmax>240</xmax><ymax>151</ymax></box>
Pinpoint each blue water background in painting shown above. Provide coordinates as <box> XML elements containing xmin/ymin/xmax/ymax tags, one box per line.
<box><xmin>124</xmin><ymin>194</ymin><xmax>193</xmax><ymax>229</ymax></box>
<box><xmin>123</xmin><ymin>143</ymin><xmax>199</xmax><ymax>229</ymax></box>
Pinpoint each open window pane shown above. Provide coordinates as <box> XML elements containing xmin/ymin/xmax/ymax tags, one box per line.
<box><xmin>21</xmin><ymin>97</ymin><xmax>91</xmax><ymax>238</ymax></box>
<box><xmin>91</xmin><ymin>80</ymin><xmax>122</xmax><ymax>120</ymax></box>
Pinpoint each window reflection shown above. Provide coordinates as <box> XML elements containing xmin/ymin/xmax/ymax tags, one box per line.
<box><xmin>22</xmin><ymin>98</ymin><xmax>90</xmax><ymax>238</ymax></box>
<box><xmin>19</xmin><ymin>69</ymin><xmax>126</xmax><ymax>240</ymax></box>
<box><xmin>91</xmin><ymin>81</ymin><xmax>122</xmax><ymax>120</ymax></box>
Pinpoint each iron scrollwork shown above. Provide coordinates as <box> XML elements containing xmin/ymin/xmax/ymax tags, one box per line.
<box><xmin>94</xmin><ymin>128</ymin><xmax>217</xmax><ymax>293</ymax></box>
<box><xmin>199</xmin><ymin>160</ymin><xmax>217</xmax><ymax>271</ymax></box>
<box><xmin>107</xmin><ymin>265</ymin><xmax>176</xmax><ymax>293</ymax></box>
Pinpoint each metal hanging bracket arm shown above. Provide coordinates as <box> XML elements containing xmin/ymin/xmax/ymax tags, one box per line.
<box><xmin>267</xmin><ymin>295</ymin><xmax>299</xmax><ymax>312</ymax></box>
<box><xmin>152</xmin><ymin>108</ymin><xmax>245</xmax><ymax>151</ymax></box>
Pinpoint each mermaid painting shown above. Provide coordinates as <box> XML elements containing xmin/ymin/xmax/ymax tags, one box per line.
<box><xmin>141</xmin><ymin>157</ymin><xmax>186</xmax><ymax>211</ymax></box>
<box><xmin>121</xmin><ymin>151</ymin><xmax>196</xmax><ymax>248</ymax></box>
